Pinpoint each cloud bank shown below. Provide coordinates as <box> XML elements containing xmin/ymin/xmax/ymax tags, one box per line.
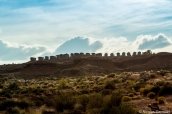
<box><xmin>135</xmin><ymin>34</ymin><xmax>172</xmax><ymax>50</ymax></box>
<box><xmin>0</xmin><ymin>33</ymin><xmax>172</xmax><ymax>64</ymax></box>
<box><xmin>54</xmin><ymin>37</ymin><xmax>102</xmax><ymax>54</ymax></box>
<box><xmin>0</xmin><ymin>39</ymin><xmax>47</xmax><ymax>61</ymax></box>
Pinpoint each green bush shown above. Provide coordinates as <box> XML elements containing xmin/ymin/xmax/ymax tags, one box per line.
<box><xmin>149</xmin><ymin>86</ymin><xmax>160</xmax><ymax>95</ymax></box>
<box><xmin>122</xmin><ymin>96</ymin><xmax>132</xmax><ymax>102</ymax></box>
<box><xmin>5</xmin><ymin>107</ymin><xmax>20</xmax><ymax>114</ymax></box>
<box><xmin>104</xmin><ymin>81</ymin><xmax>115</xmax><ymax>90</ymax></box>
<box><xmin>158</xmin><ymin>96</ymin><xmax>165</xmax><ymax>104</ymax></box>
<box><xmin>159</xmin><ymin>85</ymin><xmax>172</xmax><ymax>96</ymax></box>
<box><xmin>87</xmin><ymin>93</ymin><xmax>103</xmax><ymax>109</ymax></box>
<box><xmin>0</xmin><ymin>99</ymin><xmax>17</xmax><ymax>111</ymax></box>
<box><xmin>58</xmin><ymin>78</ymin><xmax>68</xmax><ymax>89</ymax></box>
<box><xmin>110</xmin><ymin>103</ymin><xmax>137</xmax><ymax>114</ymax></box>
<box><xmin>78</xmin><ymin>94</ymin><xmax>90</xmax><ymax>111</ymax></box>
<box><xmin>55</xmin><ymin>93</ymin><xmax>76</xmax><ymax>112</ymax></box>
<box><xmin>149</xmin><ymin>73</ymin><xmax>156</xmax><ymax>78</ymax></box>
<box><xmin>0</xmin><ymin>98</ymin><xmax>32</xmax><ymax>111</ymax></box>
<box><xmin>133</xmin><ymin>82</ymin><xmax>146</xmax><ymax>91</ymax></box>
<box><xmin>140</xmin><ymin>88</ymin><xmax>150</xmax><ymax>96</ymax></box>
<box><xmin>156</xmin><ymin>80</ymin><xmax>166</xmax><ymax>86</ymax></box>
<box><xmin>8</xmin><ymin>82</ymin><xmax>19</xmax><ymax>90</ymax></box>
<box><xmin>128</xmin><ymin>93</ymin><xmax>134</xmax><ymax>97</ymax></box>
<box><xmin>147</xmin><ymin>92</ymin><xmax>155</xmax><ymax>99</ymax></box>
<box><xmin>107</xmin><ymin>73</ymin><xmax>116</xmax><ymax>78</ymax></box>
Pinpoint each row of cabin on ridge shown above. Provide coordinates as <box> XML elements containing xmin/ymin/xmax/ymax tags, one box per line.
<box><xmin>30</xmin><ymin>51</ymin><xmax>152</xmax><ymax>62</ymax></box>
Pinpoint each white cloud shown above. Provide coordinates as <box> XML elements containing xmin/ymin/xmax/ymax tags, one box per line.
<box><xmin>0</xmin><ymin>33</ymin><xmax>172</xmax><ymax>65</ymax></box>
<box><xmin>134</xmin><ymin>33</ymin><xmax>172</xmax><ymax>50</ymax></box>
<box><xmin>53</xmin><ymin>36</ymin><xmax>103</xmax><ymax>54</ymax></box>
<box><xmin>0</xmin><ymin>39</ymin><xmax>48</xmax><ymax>62</ymax></box>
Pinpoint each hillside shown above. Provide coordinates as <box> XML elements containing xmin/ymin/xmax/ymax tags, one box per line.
<box><xmin>0</xmin><ymin>52</ymin><xmax>172</xmax><ymax>78</ymax></box>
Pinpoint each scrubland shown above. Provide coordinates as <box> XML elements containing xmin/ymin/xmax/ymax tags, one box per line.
<box><xmin>0</xmin><ymin>70</ymin><xmax>172</xmax><ymax>114</ymax></box>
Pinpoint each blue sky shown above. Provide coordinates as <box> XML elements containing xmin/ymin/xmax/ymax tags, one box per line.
<box><xmin>0</xmin><ymin>0</ymin><xmax>172</xmax><ymax>64</ymax></box>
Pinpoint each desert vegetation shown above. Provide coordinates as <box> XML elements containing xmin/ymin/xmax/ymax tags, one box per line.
<box><xmin>0</xmin><ymin>70</ymin><xmax>172</xmax><ymax>114</ymax></box>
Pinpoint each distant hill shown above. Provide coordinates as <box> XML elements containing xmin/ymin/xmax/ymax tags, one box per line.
<box><xmin>0</xmin><ymin>52</ymin><xmax>172</xmax><ymax>78</ymax></box>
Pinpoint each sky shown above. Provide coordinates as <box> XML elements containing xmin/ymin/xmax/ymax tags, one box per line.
<box><xmin>0</xmin><ymin>0</ymin><xmax>172</xmax><ymax>64</ymax></box>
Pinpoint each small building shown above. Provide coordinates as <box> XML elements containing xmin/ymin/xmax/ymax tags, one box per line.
<box><xmin>133</xmin><ymin>52</ymin><xmax>136</xmax><ymax>56</ymax></box>
<box><xmin>122</xmin><ymin>52</ymin><xmax>125</xmax><ymax>57</ymax></box>
<box><xmin>45</xmin><ymin>56</ymin><xmax>49</xmax><ymax>60</ymax></box>
<box><xmin>50</xmin><ymin>56</ymin><xmax>56</xmax><ymax>60</ymax></box>
<box><xmin>96</xmin><ymin>53</ymin><xmax>102</xmax><ymax>57</ymax></box>
<box><xmin>104</xmin><ymin>53</ymin><xmax>108</xmax><ymax>57</ymax></box>
<box><xmin>138</xmin><ymin>51</ymin><xmax>141</xmax><ymax>56</ymax></box>
<box><xmin>92</xmin><ymin>53</ymin><xmax>95</xmax><ymax>56</ymax></box>
<box><xmin>127</xmin><ymin>52</ymin><xmax>131</xmax><ymax>56</ymax></box>
<box><xmin>38</xmin><ymin>57</ymin><xmax>44</xmax><ymax>61</ymax></box>
<box><xmin>86</xmin><ymin>53</ymin><xmax>90</xmax><ymax>57</ymax></box>
<box><xmin>117</xmin><ymin>52</ymin><xmax>120</xmax><ymax>57</ymax></box>
<box><xmin>30</xmin><ymin>57</ymin><xmax>36</xmax><ymax>62</ymax></box>
<box><xmin>110</xmin><ymin>53</ymin><xmax>114</xmax><ymax>57</ymax></box>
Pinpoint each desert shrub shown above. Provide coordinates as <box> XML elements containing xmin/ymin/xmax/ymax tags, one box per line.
<box><xmin>149</xmin><ymin>73</ymin><xmax>156</xmax><ymax>78</ymax></box>
<box><xmin>0</xmin><ymin>99</ymin><xmax>17</xmax><ymax>111</ymax></box>
<box><xmin>109</xmin><ymin>91</ymin><xmax>123</xmax><ymax>107</ymax></box>
<box><xmin>101</xmin><ymin>89</ymin><xmax>112</xmax><ymax>96</ymax></box>
<box><xmin>127</xmin><ymin>80</ymin><xmax>136</xmax><ymax>88</ymax></box>
<box><xmin>149</xmin><ymin>86</ymin><xmax>160</xmax><ymax>95</ymax></box>
<box><xmin>134</xmin><ymin>95</ymin><xmax>142</xmax><ymax>100</ymax></box>
<box><xmin>104</xmin><ymin>81</ymin><xmax>115</xmax><ymax>90</ymax></box>
<box><xmin>5</xmin><ymin>107</ymin><xmax>20</xmax><ymax>114</ymax></box>
<box><xmin>140</xmin><ymin>72</ymin><xmax>149</xmax><ymax>78</ymax></box>
<box><xmin>159</xmin><ymin>85</ymin><xmax>172</xmax><ymax>96</ymax></box>
<box><xmin>128</xmin><ymin>93</ymin><xmax>134</xmax><ymax>97</ymax></box>
<box><xmin>156</xmin><ymin>80</ymin><xmax>166</xmax><ymax>86</ymax></box>
<box><xmin>140</xmin><ymin>88</ymin><xmax>150</xmax><ymax>96</ymax></box>
<box><xmin>107</xmin><ymin>73</ymin><xmax>116</xmax><ymax>78</ymax></box>
<box><xmin>0</xmin><ymin>84</ymin><xmax>3</xmax><ymax>89</ymax></box>
<box><xmin>158</xmin><ymin>96</ymin><xmax>165</xmax><ymax>104</ymax></box>
<box><xmin>8</xmin><ymin>82</ymin><xmax>19</xmax><ymax>90</ymax></box>
<box><xmin>55</xmin><ymin>93</ymin><xmax>76</xmax><ymax>112</ymax></box>
<box><xmin>157</xmin><ymin>70</ymin><xmax>171</xmax><ymax>76</ymax></box>
<box><xmin>122</xmin><ymin>96</ymin><xmax>132</xmax><ymax>102</ymax></box>
<box><xmin>147</xmin><ymin>92</ymin><xmax>155</xmax><ymax>99</ymax></box>
<box><xmin>17</xmin><ymin>99</ymin><xmax>30</xmax><ymax>109</ymax></box>
<box><xmin>78</xmin><ymin>94</ymin><xmax>90</xmax><ymax>111</ymax></box>
<box><xmin>133</xmin><ymin>82</ymin><xmax>146</xmax><ymax>91</ymax></box>
<box><xmin>110</xmin><ymin>103</ymin><xmax>137</xmax><ymax>114</ymax></box>
<box><xmin>80</xmin><ymin>89</ymin><xmax>89</xmax><ymax>94</ymax></box>
<box><xmin>44</xmin><ymin>97</ymin><xmax>56</xmax><ymax>107</ymax></box>
<box><xmin>58</xmin><ymin>78</ymin><xmax>68</xmax><ymax>89</ymax></box>
<box><xmin>87</xmin><ymin>93</ymin><xmax>103</xmax><ymax>109</ymax></box>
